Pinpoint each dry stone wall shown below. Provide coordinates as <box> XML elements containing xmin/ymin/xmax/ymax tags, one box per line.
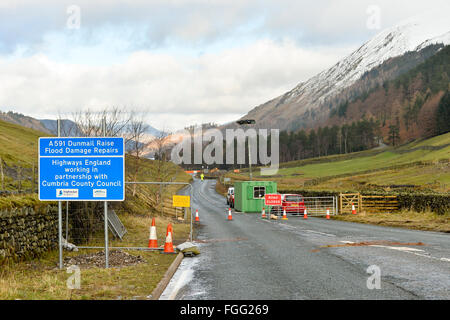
<box><xmin>0</xmin><ymin>206</ymin><xmax>58</xmax><ymax>262</ymax></box>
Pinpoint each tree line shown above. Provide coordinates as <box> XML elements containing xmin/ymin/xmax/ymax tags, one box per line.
<box><xmin>279</xmin><ymin>119</ymin><xmax>381</xmax><ymax>163</ymax></box>
<box><xmin>177</xmin><ymin>119</ymin><xmax>381</xmax><ymax>170</ymax></box>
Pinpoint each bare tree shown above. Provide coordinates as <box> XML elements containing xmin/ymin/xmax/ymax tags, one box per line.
<box><xmin>101</xmin><ymin>108</ymin><xmax>131</xmax><ymax>137</ymax></box>
<box><xmin>154</xmin><ymin>132</ymin><xmax>168</xmax><ymax>161</ymax></box>
<box><xmin>127</xmin><ymin>113</ymin><xmax>150</xmax><ymax>196</ymax></box>
<box><xmin>71</xmin><ymin>107</ymin><xmax>131</xmax><ymax>137</ymax></box>
<box><xmin>141</xmin><ymin>129</ymin><xmax>179</xmax><ymax>212</ymax></box>
<box><xmin>44</xmin><ymin>111</ymin><xmax>81</xmax><ymax>137</ymax></box>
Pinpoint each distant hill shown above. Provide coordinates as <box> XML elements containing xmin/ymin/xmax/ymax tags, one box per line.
<box><xmin>0</xmin><ymin>109</ymin><xmax>164</xmax><ymax>138</ymax></box>
<box><xmin>0</xmin><ymin>111</ymin><xmax>51</xmax><ymax>134</ymax></box>
<box><xmin>39</xmin><ymin>119</ymin><xmax>81</xmax><ymax>136</ymax></box>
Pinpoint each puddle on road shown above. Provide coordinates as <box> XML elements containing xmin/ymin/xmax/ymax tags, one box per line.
<box><xmin>194</xmin><ymin>237</ymin><xmax>248</xmax><ymax>243</ymax></box>
<box><xmin>313</xmin><ymin>240</ymin><xmax>426</xmax><ymax>252</ymax></box>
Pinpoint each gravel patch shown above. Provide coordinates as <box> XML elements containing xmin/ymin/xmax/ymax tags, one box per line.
<box><xmin>63</xmin><ymin>250</ymin><xmax>145</xmax><ymax>269</ymax></box>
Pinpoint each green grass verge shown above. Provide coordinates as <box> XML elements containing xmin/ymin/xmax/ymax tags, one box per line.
<box><xmin>332</xmin><ymin>210</ymin><xmax>450</xmax><ymax>233</ymax></box>
<box><xmin>0</xmin><ymin>210</ymin><xmax>192</xmax><ymax>300</ymax></box>
<box><xmin>227</xmin><ymin>132</ymin><xmax>450</xmax><ymax>193</ymax></box>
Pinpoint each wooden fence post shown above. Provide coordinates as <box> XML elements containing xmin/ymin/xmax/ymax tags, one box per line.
<box><xmin>32</xmin><ymin>163</ymin><xmax>36</xmax><ymax>193</ymax></box>
<box><xmin>0</xmin><ymin>157</ymin><xmax>4</xmax><ymax>191</ymax></box>
<box><xmin>17</xmin><ymin>165</ymin><xmax>22</xmax><ymax>192</ymax></box>
<box><xmin>359</xmin><ymin>193</ymin><xmax>362</xmax><ymax>213</ymax></box>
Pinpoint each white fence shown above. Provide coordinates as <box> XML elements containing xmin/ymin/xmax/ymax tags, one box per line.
<box><xmin>303</xmin><ymin>196</ymin><xmax>337</xmax><ymax>216</ymax></box>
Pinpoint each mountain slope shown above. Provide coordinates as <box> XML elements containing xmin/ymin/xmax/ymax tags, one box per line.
<box><xmin>328</xmin><ymin>44</ymin><xmax>450</xmax><ymax>142</ymax></box>
<box><xmin>236</xmin><ymin>11</ymin><xmax>450</xmax><ymax>132</ymax></box>
<box><xmin>0</xmin><ymin>111</ymin><xmax>51</xmax><ymax>134</ymax></box>
<box><xmin>0</xmin><ymin>118</ymin><xmax>48</xmax><ymax>192</ymax></box>
<box><xmin>0</xmin><ymin>118</ymin><xmax>47</xmax><ymax>166</ymax></box>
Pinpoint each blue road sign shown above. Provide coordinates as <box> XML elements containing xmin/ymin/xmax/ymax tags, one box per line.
<box><xmin>39</xmin><ymin>137</ymin><xmax>125</xmax><ymax>201</ymax></box>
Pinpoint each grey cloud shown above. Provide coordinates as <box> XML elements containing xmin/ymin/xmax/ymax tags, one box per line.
<box><xmin>1</xmin><ymin>0</ymin><xmax>448</xmax><ymax>53</ymax></box>
<box><xmin>0</xmin><ymin>39</ymin><xmax>351</xmax><ymax>130</ymax></box>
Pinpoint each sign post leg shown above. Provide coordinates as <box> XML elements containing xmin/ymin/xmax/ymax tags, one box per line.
<box><xmin>105</xmin><ymin>201</ymin><xmax>109</xmax><ymax>268</ymax></box>
<box><xmin>57</xmin><ymin>119</ymin><xmax>63</xmax><ymax>270</ymax></box>
<box><xmin>58</xmin><ymin>201</ymin><xmax>63</xmax><ymax>269</ymax></box>
<box><xmin>65</xmin><ymin>201</ymin><xmax>69</xmax><ymax>240</ymax></box>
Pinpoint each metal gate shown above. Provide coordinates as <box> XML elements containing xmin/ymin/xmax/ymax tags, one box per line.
<box><xmin>339</xmin><ymin>193</ymin><xmax>361</xmax><ymax>214</ymax></box>
<box><xmin>270</xmin><ymin>196</ymin><xmax>338</xmax><ymax>216</ymax></box>
<box><xmin>303</xmin><ymin>197</ymin><xmax>338</xmax><ymax>216</ymax></box>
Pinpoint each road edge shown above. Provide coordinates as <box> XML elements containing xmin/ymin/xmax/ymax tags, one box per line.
<box><xmin>150</xmin><ymin>251</ymin><xmax>184</xmax><ymax>300</ymax></box>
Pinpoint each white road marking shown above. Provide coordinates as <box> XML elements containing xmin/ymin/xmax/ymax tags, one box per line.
<box><xmin>367</xmin><ymin>244</ymin><xmax>450</xmax><ymax>262</ymax></box>
<box><xmin>340</xmin><ymin>241</ymin><xmax>355</xmax><ymax>244</ymax></box>
<box><xmin>305</xmin><ymin>229</ymin><xmax>336</xmax><ymax>237</ymax></box>
<box><xmin>386</xmin><ymin>247</ymin><xmax>424</xmax><ymax>252</ymax></box>
<box><xmin>369</xmin><ymin>245</ymin><xmax>424</xmax><ymax>252</ymax></box>
<box><xmin>278</xmin><ymin>224</ymin><xmax>297</xmax><ymax>230</ymax></box>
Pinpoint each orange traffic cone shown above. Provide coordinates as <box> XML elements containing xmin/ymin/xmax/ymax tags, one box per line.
<box><xmin>162</xmin><ymin>224</ymin><xmax>175</xmax><ymax>254</ymax></box>
<box><xmin>282</xmin><ymin>209</ymin><xmax>288</xmax><ymax>220</ymax></box>
<box><xmin>352</xmin><ymin>203</ymin><xmax>357</xmax><ymax>215</ymax></box>
<box><xmin>148</xmin><ymin>217</ymin><xmax>158</xmax><ymax>248</ymax></box>
<box><xmin>227</xmin><ymin>208</ymin><xmax>233</xmax><ymax>221</ymax></box>
<box><xmin>195</xmin><ymin>209</ymin><xmax>200</xmax><ymax>222</ymax></box>
<box><xmin>303</xmin><ymin>208</ymin><xmax>308</xmax><ymax>219</ymax></box>
<box><xmin>261</xmin><ymin>207</ymin><xmax>267</xmax><ymax>219</ymax></box>
<box><xmin>326</xmin><ymin>208</ymin><xmax>330</xmax><ymax>220</ymax></box>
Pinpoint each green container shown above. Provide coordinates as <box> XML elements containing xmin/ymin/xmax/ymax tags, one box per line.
<box><xmin>234</xmin><ymin>181</ymin><xmax>277</xmax><ymax>213</ymax></box>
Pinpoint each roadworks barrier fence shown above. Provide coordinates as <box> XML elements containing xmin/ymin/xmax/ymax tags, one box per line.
<box><xmin>269</xmin><ymin>196</ymin><xmax>338</xmax><ymax>217</ymax></box>
<box><xmin>280</xmin><ymin>189</ymin><xmax>449</xmax><ymax>215</ymax></box>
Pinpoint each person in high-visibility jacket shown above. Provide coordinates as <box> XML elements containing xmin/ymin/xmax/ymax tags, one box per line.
<box><xmin>200</xmin><ymin>173</ymin><xmax>204</xmax><ymax>181</ymax></box>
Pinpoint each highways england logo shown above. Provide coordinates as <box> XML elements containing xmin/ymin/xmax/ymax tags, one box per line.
<box><xmin>56</xmin><ymin>189</ymin><xmax>79</xmax><ymax>198</ymax></box>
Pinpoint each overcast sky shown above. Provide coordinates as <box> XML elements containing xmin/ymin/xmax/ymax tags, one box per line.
<box><xmin>0</xmin><ymin>0</ymin><xmax>448</xmax><ymax>131</ymax></box>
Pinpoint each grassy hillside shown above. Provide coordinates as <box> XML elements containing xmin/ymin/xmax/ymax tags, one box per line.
<box><xmin>227</xmin><ymin>132</ymin><xmax>450</xmax><ymax>193</ymax></box>
<box><xmin>0</xmin><ymin>118</ymin><xmax>192</xmax><ymax>209</ymax></box>
<box><xmin>0</xmin><ymin>119</ymin><xmax>50</xmax><ymax>193</ymax></box>
<box><xmin>0</xmin><ymin>118</ymin><xmax>47</xmax><ymax>166</ymax></box>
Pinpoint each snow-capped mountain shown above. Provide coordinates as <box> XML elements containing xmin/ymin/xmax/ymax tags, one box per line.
<box><xmin>238</xmin><ymin>10</ymin><xmax>450</xmax><ymax>131</ymax></box>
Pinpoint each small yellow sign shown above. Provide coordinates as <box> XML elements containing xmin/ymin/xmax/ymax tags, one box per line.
<box><xmin>172</xmin><ymin>195</ymin><xmax>191</xmax><ymax>208</ymax></box>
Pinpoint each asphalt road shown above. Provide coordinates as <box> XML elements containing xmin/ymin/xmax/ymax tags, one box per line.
<box><xmin>160</xmin><ymin>179</ymin><xmax>450</xmax><ymax>300</ymax></box>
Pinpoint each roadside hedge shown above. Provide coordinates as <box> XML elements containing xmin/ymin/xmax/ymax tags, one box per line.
<box><xmin>396</xmin><ymin>192</ymin><xmax>450</xmax><ymax>215</ymax></box>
